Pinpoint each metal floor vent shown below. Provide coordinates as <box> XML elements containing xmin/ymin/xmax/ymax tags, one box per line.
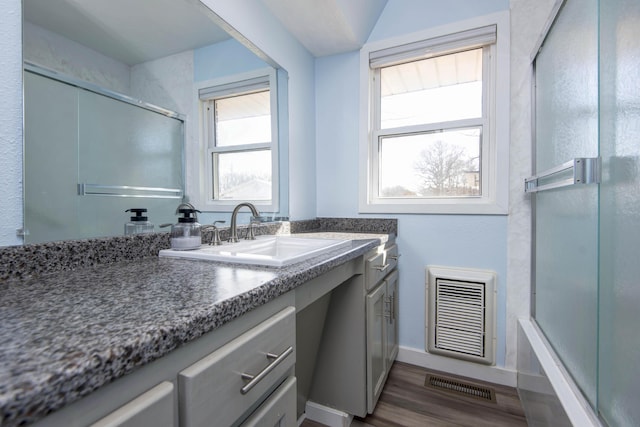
<box><xmin>424</xmin><ymin>374</ymin><xmax>496</xmax><ymax>403</ymax></box>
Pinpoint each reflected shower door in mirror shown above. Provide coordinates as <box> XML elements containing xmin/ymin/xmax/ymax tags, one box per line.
<box><xmin>24</xmin><ymin>69</ymin><xmax>184</xmax><ymax>244</ymax></box>
<box><xmin>15</xmin><ymin>0</ymin><xmax>289</xmax><ymax>246</ymax></box>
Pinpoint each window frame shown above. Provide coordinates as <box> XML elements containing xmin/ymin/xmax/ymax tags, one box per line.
<box><xmin>359</xmin><ymin>12</ymin><xmax>509</xmax><ymax>215</ymax></box>
<box><xmin>196</xmin><ymin>68</ymin><xmax>279</xmax><ymax>212</ymax></box>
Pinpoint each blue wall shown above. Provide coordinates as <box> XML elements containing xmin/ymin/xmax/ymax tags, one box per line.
<box><xmin>315</xmin><ymin>0</ymin><xmax>510</xmax><ymax>365</ymax></box>
<box><xmin>194</xmin><ymin>38</ymin><xmax>268</xmax><ymax>82</ymax></box>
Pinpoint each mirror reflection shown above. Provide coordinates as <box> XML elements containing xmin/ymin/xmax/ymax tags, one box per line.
<box><xmin>19</xmin><ymin>0</ymin><xmax>286</xmax><ymax>246</ymax></box>
<box><xmin>24</xmin><ymin>66</ymin><xmax>185</xmax><ymax>244</ymax></box>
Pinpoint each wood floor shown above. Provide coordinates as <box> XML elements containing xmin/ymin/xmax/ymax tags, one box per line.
<box><xmin>302</xmin><ymin>362</ymin><xmax>528</xmax><ymax>427</ymax></box>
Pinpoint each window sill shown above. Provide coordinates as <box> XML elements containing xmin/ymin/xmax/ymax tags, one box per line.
<box><xmin>199</xmin><ymin>200</ymin><xmax>278</xmax><ymax>213</ymax></box>
<box><xmin>358</xmin><ymin>199</ymin><xmax>508</xmax><ymax>215</ymax></box>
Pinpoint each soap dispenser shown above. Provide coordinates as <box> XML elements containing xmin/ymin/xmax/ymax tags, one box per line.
<box><xmin>170</xmin><ymin>208</ymin><xmax>202</xmax><ymax>250</ymax></box>
<box><xmin>125</xmin><ymin>208</ymin><xmax>154</xmax><ymax>235</ymax></box>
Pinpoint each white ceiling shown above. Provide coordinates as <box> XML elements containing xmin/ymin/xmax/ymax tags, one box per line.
<box><xmin>23</xmin><ymin>0</ymin><xmax>388</xmax><ymax>65</ymax></box>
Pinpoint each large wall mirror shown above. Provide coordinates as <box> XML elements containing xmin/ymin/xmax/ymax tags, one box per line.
<box><xmin>17</xmin><ymin>0</ymin><xmax>288</xmax><ymax>246</ymax></box>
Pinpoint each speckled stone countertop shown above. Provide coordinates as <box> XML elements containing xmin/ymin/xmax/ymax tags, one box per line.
<box><xmin>0</xmin><ymin>232</ymin><xmax>391</xmax><ymax>426</ymax></box>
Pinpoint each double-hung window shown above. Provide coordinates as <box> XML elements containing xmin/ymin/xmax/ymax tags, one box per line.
<box><xmin>360</xmin><ymin>17</ymin><xmax>509</xmax><ymax>214</ymax></box>
<box><xmin>198</xmin><ymin>69</ymin><xmax>279</xmax><ymax>211</ymax></box>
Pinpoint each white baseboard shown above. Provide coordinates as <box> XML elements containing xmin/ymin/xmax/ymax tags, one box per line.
<box><xmin>397</xmin><ymin>346</ymin><xmax>517</xmax><ymax>387</ymax></box>
<box><xmin>305</xmin><ymin>401</ymin><xmax>353</xmax><ymax>427</ymax></box>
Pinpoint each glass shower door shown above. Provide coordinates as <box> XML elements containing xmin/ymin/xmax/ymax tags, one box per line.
<box><xmin>531</xmin><ymin>0</ymin><xmax>640</xmax><ymax>423</ymax></box>
<box><xmin>532</xmin><ymin>0</ymin><xmax>600</xmax><ymax>409</ymax></box>
<box><xmin>597</xmin><ymin>0</ymin><xmax>640</xmax><ymax>424</ymax></box>
<box><xmin>77</xmin><ymin>88</ymin><xmax>184</xmax><ymax>238</ymax></box>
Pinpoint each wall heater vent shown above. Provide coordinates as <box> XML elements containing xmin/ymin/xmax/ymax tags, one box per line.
<box><xmin>426</xmin><ymin>266</ymin><xmax>496</xmax><ymax>365</ymax></box>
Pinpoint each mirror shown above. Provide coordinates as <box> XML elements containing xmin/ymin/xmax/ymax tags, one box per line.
<box><xmin>15</xmin><ymin>0</ymin><xmax>288</xmax><ymax>246</ymax></box>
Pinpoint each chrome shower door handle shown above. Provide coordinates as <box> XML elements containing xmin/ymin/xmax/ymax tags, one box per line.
<box><xmin>524</xmin><ymin>157</ymin><xmax>601</xmax><ymax>193</ymax></box>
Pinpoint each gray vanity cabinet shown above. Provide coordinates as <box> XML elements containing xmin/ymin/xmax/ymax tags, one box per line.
<box><xmin>365</xmin><ymin>245</ymin><xmax>399</xmax><ymax>413</ymax></box>
<box><xmin>32</xmin><ymin>296</ymin><xmax>296</xmax><ymax>427</ymax></box>
<box><xmin>89</xmin><ymin>306</ymin><xmax>296</xmax><ymax>427</ymax></box>
<box><xmin>308</xmin><ymin>241</ymin><xmax>399</xmax><ymax>418</ymax></box>
<box><xmin>27</xmin><ymin>240</ymin><xmax>392</xmax><ymax>427</ymax></box>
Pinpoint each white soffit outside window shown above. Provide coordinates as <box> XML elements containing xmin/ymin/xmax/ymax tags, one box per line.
<box><xmin>379</xmin><ymin>48</ymin><xmax>483</xmax><ymax>98</ymax></box>
<box><xmin>358</xmin><ymin>12</ymin><xmax>510</xmax><ymax>215</ymax></box>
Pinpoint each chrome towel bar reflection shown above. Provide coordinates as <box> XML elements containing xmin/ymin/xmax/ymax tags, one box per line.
<box><xmin>525</xmin><ymin>157</ymin><xmax>600</xmax><ymax>193</ymax></box>
<box><xmin>78</xmin><ymin>183</ymin><xmax>183</xmax><ymax>199</ymax></box>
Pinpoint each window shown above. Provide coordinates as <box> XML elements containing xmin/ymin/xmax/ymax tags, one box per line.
<box><xmin>198</xmin><ymin>69</ymin><xmax>279</xmax><ymax>211</ymax></box>
<box><xmin>359</xmin><ymin>16</ymin><xmax>509</xmax><ymax>214</ymax></box>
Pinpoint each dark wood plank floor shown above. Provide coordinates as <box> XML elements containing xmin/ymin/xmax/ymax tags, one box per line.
<box><xmin>302</xmin><ymin>362</ymin><xmax>528</xmax><ymax>427</ymax></box>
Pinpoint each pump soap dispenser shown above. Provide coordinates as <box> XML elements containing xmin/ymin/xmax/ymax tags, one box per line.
<box><xmin>170</xmin><ymin>208</ymin><xmax>202</xmax><ymax>250</ymax></box>
<box><xmin>125</xmin><ymin>208</ymin><xmax>154</xmax><ymax>235</ymax></box>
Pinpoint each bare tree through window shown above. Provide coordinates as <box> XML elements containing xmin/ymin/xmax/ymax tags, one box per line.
<box><xmin>378</xmin><ymin>128</ymin><xmax>480</xmax><ymax>198</ymax></box>
<box><xmin>413</xmin><ymin>140</ymin><xmax>480</xmax><ymax>197</ymax></box>
<box><xmin>415</xmin><ymin>140</ymin><xmax>465</xmax><ymax>195</ymax></box>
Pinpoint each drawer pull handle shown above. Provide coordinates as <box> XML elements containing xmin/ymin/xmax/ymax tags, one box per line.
<box><xmin>384</xmin><ymin>296</ymin><xmax>396</xmax><ymax>320</ymax></box>
<box><xmin>373</xmin><ymin>264</ymin><xmax>390</xmax><ymax>272</ymax></box>
<box><xmin>390</xmin><ymin>295</ymin><xmax>396</xmax><ymax>321</ymax></box>
<box><xmin>240</xmin><ymin>346</ymin><xmax>293</xmax><ymax>395</ymax></box>
<box><xmin>389</xmin><ymin>254</ymin><xmax>400</xmax><ymax>261</ymax></box>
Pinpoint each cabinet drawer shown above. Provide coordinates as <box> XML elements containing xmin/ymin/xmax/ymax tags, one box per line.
<box><xmin>240</xmin><ymin>376</ymin><xmax>297</xmax><ymax>427</ymax></box>
<box><xmin>365</xmin><ymin>244</ymin><xmax>399</xmax><ymax>291</ymax></box>
<box><xmin>385</xmin><ymin>244</ymin><xmax>399</xmax><ymax>272</ymax></box>
<box><xmin>90</xmin><ymin>381</ymin><xmax>175</xmax><ymax>427</ymax></box>
<box><xmin>365</xmin><ymin>251</ymin><xmax>386</xmax><ymax>291</ymax></box>
<box><xmin>179</xmin><ymin>306</ymin><xmax>296</xmax><ymax>427</ymax></box>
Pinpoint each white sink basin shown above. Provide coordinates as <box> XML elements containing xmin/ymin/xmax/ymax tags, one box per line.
<box><xmin>158</xmin><ymin>235</ymin><xmax>351</xmax><ymax>267</ymax></box>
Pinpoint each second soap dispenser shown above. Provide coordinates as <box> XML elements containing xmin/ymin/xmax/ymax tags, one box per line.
<box><xmin>170</xmin><ymin>208</ymin><xmax>202</xmax><ymax>250</ymax></box>
<box><xmin>125</xmin><ymin>208</ymin><xmax>154</xmax><ymax>235</ymax></box>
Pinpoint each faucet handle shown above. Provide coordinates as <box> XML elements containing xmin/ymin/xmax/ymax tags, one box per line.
<box><xmin>246</xmin><ymin>219</ymin><xmax>261</xmax><ymax>240</ymax></box>
<box><xmin>203</xmin><ymin>221</ymin><xmax>226</xmax><ymax>245</ymax></box>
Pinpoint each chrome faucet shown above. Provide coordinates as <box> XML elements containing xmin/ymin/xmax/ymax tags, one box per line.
<box><xmin>229</xmin><ymin>202</ymin><xmax>261</xmax><ymax>243</ymax></box>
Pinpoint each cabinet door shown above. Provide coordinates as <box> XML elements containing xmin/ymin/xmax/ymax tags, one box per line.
<box><xmin>366</xmin><ymin>283</ymin><xmax>387</xmax><ymax>413</ymax></box>
<box><xmin>90</xmin><ymin>382</ymin><xmax>175</xmax><ymax>427</ymax></box>
<box><xmin>385</xmin><ymin>270</ymin><xmax>399</xmax><ymax>366</ymax></box>
<box><xmin>240</xmin><ymin>377</ymin><xmax>296</xmax><ymax>427</ymax></box>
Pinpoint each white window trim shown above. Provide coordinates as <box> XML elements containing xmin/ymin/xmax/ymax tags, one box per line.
<box><xmin>358</xmin><ymin>11</ymin><xmax>510</xmax><ymax>215</ymax></box>
<box><xmin>193</xmin><ymin>67</ymin><xmax>279</xmax><ymax>212</ymax></box>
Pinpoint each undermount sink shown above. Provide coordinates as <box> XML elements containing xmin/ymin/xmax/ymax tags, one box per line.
<box><xmin>158</xmin><ymin>235</ymin><xmax>351</xmax><ymax>267</ymax></box>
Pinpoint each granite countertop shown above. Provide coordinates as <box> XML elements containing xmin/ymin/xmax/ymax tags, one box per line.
<box><xmin>0</xmin><ymin>233</ymin><xmax>388</xmax><ymax>426</ymax></box>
